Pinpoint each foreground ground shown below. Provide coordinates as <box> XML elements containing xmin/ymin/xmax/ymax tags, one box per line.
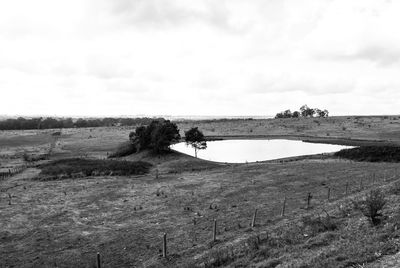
<box><xmin>1</xmin><ymin>116</ymin><xmax>400</xmax><ymax>267</ymax></box>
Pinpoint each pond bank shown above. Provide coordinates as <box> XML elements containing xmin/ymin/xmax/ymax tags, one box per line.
<box><xmin>203</xmin><ymin>134</ymin><xmax>397</xmax><ymax>147</ymax></box>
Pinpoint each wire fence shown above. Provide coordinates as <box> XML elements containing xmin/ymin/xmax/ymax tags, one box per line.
<box><xmin>93</xmin><ymin>169</ymin><xmax>399</xmax><ymax>267</ymax></box>
<box><xmin>2</xmin><ymin>163</ymin><xmax>399</xmax><ymax>267</ymax></box>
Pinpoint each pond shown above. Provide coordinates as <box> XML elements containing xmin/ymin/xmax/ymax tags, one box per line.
<box><xmin>171</xmin><ymin>139</ymin><xmax>353</xmax><ymax>163</ymax></box>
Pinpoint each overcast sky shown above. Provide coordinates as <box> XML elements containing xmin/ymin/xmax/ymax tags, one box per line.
<box><xmin>1</xmin><ymin>0</ymin><xmax>399</xmax><ymax>117</ymax></box>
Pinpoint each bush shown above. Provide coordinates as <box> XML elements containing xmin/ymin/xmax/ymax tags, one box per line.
<box><xmin>355</xmin><ymin>189</ymin><xmax>386</xmax><ymax>225</ymax></box>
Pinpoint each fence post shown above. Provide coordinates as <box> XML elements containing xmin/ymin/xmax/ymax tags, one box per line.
<box><xmin>163</xmin><ymin>233</ymin><xmax>167</xmax><ymax>258</ymax></box>
<box><xmin>327</xmin><ymin>187</ymin><xmax>331</xmax><ymax>201</ymax></box>
<box><xmin>345</xmin><ymin>182</ymin><xmax>349</xmax><ymax>195</ymax></box>
<box><xmin>281</xmin><ymin>196</ymin><xmax>287</xmax><ymax>216</ymax></box>
<box><xmin>96</xmin><ymin>252</ymin><xmax>101</xmax><ymax>268</ymax></box>
<box><xmin>307</xmin><ymin>192</ymin><xmax>312</xmax><ymax>209</ymax></box>
<box><xmin>359</xmin><ymin>178</ymin><xmax>363</xmax><ymax>191</ymax></box>
<box><xmin>251</xmin><ymin>209</ymin><xmax>258</xmax><ymax>227</ymax></box>
<box><xmin>213</xmin><ymin>219</ymin><xmax>217</xmax><ymax>242</ymax></box>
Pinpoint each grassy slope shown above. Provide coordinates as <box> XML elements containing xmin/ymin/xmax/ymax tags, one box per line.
<box><xmin>1</xmin><ymin>116</ymin><xmax>400</xmax><ymax>267</ymax></box>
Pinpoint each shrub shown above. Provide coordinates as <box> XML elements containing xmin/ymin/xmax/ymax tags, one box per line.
<box><xmin>355</xmin><ymin>189</ymin><xmax>386</xmax><ymax>225</ymax></box>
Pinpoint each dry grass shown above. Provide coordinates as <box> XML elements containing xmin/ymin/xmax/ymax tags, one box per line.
<box><xmin>1</xmin><ymin>116</ymin><xmax>400</xmax><ymax>267</ymax></box>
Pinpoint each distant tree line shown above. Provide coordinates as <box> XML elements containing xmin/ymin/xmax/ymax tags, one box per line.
<box><xmin>0</xmin><ymin>117</ymin><xmax>163</xmax><ymax>130</ymax></box>
<box><xmin>275</xmin><ymin>105</ymin><xmax>329</xmax><ymax>119</ymax></box>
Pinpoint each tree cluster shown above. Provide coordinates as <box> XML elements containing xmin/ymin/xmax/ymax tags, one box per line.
<box><xmin>275</xmin><ymin>105</ymin><xmax>329</xmax><ymax>119</ymax></box>
<box><xmin>129</xmin><ymin>119</ymin><xmax>181</xmax><ymax>154</ymax></box>
<box><xmin>0</xmin><ymin>117</ymin><xmax>162</xmax><ymax>130</ymax></box>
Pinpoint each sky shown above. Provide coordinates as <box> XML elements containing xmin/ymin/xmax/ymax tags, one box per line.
<box><xmin>0</xmin><ymin>0</ymin><xmax>399</xmax><ymax>117</ymax></box>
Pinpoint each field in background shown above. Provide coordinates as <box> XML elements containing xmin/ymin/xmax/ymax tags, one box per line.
<box><xmin>1</xmin><ymin>115</ymin><xmax>400</xmax><ymax>267</ymax></box>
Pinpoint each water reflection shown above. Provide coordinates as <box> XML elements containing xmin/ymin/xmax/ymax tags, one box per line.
<box><xmin>171</xmin><ymin>139</ymin><xmax>353</xmax><ymax>163</ymax></box>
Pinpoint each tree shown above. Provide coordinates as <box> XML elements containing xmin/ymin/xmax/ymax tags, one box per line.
<box><xmin>300</xmin><ymin>105</ymin><xmax>316</xmax><ymax>117</ymax></box>
<box><xmin>315</xmin><ymin>109</ymin><xmax>329</xmax><ymax>118</ymax></box>
<box><xmin>185</xmin><ymin>127</ymin><xmax>207</xmax><ymax>158</ymax></box>
<box><xmin>129</xmin><ymin>119</ymin><xmax>181</xmax><ymax>154</ymax></box>
<box><xmin>283</xmin><ymin>109</ymin><xmax>292</xmax><ymax>118</ymax></box>
<box><xmin>292</xmin><ymin>111</ymin><xmax>300</xmax><ymax>118</ymax></box>
<box><xmin>275</xmin><ymin>112</ymin><xmax>284</xmax><ymax>119</ymax></box>
<box><xmin>151</xmin><ymin>120</ymin><xmax>181</xmax><ymax>154</ymax></box>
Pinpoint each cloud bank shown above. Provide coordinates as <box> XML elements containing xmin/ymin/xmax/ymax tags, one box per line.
<box><xmin>0</xmin><ymin>0</ymin><xmax>399</xmax><ymax>116</ymax></box>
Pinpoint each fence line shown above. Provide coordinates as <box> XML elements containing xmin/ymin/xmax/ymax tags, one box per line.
<box><xmin>0</xmin><ymin>164</ymin><xmax>31</xmax><ymax>180</ymax></box>
<box><xmin>2</xmin><ymin>165</ymin><xmax>398</xmax><ymax>266</ymax></box>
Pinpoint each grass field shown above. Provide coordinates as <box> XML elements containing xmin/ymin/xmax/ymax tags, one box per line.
<box><xmin>1</xmin><ymin>116</ymin><xmax>400</xmax><ymax>267</ymax></box>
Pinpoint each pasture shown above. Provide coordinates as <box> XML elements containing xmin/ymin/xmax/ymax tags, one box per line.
<box><xmin>1</xmin><ymin>116</ymin><xmax>400</xmax><ymax>267</ymax></box>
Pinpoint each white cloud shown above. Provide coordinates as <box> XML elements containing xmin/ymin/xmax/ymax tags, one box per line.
<box><xmin>0</xmin><ymin>0</ymin><xmax>399</xmax><ymax>116</ymax></box>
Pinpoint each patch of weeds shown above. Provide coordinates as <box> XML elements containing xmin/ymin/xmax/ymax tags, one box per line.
<box><xmin>301</xmin><ymin>212</ymin><xmax>338</xmax><ymax>235</ymax></box>
<box><xmin>38</xmin><ymin>158</ymin><xmax>152</xmax><ymax>180</ymax></box>
<box><xmin>108</xmin><ymin>141</ymin><xmax>137</xmax><ymax>158</ymax></box>
<box><xmin>389</xmin><ymin>181</ymin><xmax>400</xmax><ymax>195</ymax></box>
<box><xmin>245</xmin><ymin>235</ymin><xmax>261</xmax><ymax>255</ymax></box>
<box><xmin>275</xmin><ymin>223</ymin><xmax>305</xmax><ymax>246</ymax></box>
<box><xmin>304</xmin><ymin>232</ymin><xmax>338</xmax><ymax>249</ymax></box>
<box><xmin>204</xmin><ymin>246</ymin><xmax>236</xmax><ymax>268</ymax></box>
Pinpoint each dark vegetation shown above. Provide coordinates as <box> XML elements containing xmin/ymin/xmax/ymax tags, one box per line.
<box><xmin>130</xmin><ymin>119</ymin><xmax>181</xmax><ymax>154</ymax></box>
<box><xmin>275</xmin><ymin>104</ymin><xmax>329</xmax><ymax>119</ymax></box>
<box><xmin>185</xmin><ymin>127</ymin><xmax>207</xmax><ymax>158</ymax></box>
<box><xmin>109</xmin><ymin>119</ymin><xmax>181</xmax><ymax>157</ymax></box>
<box><xmin>0</xmin><ymin>116</ymin><xmax>163</xmax><ymax>130</ymax></box>
<box><xmin>335</xmin><ymin>146</ymin><xmax>400</xmax><ymax>162</ymax></box>
<box><xmin>22</xmin><ymin>152</ymin><xmax>48</xmax><ymax>162</ymax></box>
<box><xmin>38</xmin><ymin>158</ymin><xmax>152</xmax><ymax>179</ymax></box>
<box><xmin>355</xmin><ymin>189</ymin><xmax>386</xmax><ymax>225</ymax></box>
<box><xmin>108</xmin><ymin>141</ymin><xmax>137</xmax><ymax>158</ymax></box>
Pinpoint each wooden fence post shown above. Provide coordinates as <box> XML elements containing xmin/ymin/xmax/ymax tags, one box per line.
<box><xmin>281</xmin><ymin>196</ymin><xmax>287</xmax><ymax>217</ymax></box>
<box><xmin>251</xmin><ymin>209</ymin><xmax>258</xmax><ymax>227</ymax></box>
<box><xmin>96</xmin><ymin>252</ymin><xmax>101</xmax><ymax>268</ymax></box>
<box><xmin>163</xmin><ymin>233</ymin><xmax>167</xmax><ymax>258</ymax></box>
<box><xmin>213</xmin><ymin>219</ymin><xmax>217</xmax><ymax>242</ymax></box>
<box><xmin>327</xmin><ymin>187</ymin><xmax>331</xmax><ymax>201</ymax></box>
<box><xmin>345</xmin><ymin>182</ymin><xmax>349</xmax><ymax>195</ymax></box>
<box><xmin>307</xmin><ymin>192</ymin><xmax>312</xmax><ymax>209</ymax></box>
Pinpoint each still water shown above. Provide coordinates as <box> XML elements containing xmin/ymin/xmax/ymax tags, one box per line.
<box><xmin>171</xmin><ymin>139</ymin><xmax>353</xmax><ymax>163</ymax></box>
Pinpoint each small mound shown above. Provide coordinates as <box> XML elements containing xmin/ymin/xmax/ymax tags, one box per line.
<box><xmin>38</xmin><ymin>158</ymin><xmax>152</xmax><ymax>180</ymax></box>
<box><xmin>334</xmin><ymin>146</ymin><xmax>400</xmax><ymax>162</ymax></box>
